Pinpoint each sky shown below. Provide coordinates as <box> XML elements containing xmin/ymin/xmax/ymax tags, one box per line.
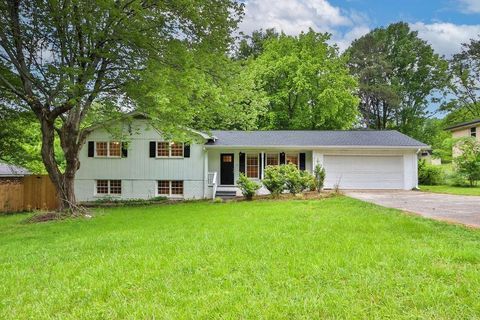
<box><xmin>239</xmin><ymin>0</ymin><xmax>480</xmax><ymax>56</ymax></box>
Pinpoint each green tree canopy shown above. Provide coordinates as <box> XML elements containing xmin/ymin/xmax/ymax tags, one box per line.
<box><xmin>347</xmin><ymin>22</ymin><xmax>449</xmax><ymax>137</ymax></box>
<box><xmin>249</xmin><ymin>29</ymin><xmax>359</xmax><ymax>130</ymax></box>
<box><xmin>443</xmin><ymin>37</ymin><xmax>480</xmax><ymax>121</ymax></box>
<box><xmin>0</xmin><ymin>0</ymin><xmax>242</xmax><ymax>211</ymax></box>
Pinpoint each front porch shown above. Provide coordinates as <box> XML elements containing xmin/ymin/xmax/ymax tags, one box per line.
<box><xmin>205</xmin><ymin>149</ymin><xmax>313</xmax><ymax>199</ymax></box>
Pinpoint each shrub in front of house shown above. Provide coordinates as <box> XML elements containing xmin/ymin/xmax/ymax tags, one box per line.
<box><xmin>237</xmin><ymin>173</ymin><xmax>261</xmax><ymax>200</ymax></box>
<box><xmin>418</xmin><ymin>159</ymin><xmax>444</xmax><ymax>185</ymax></box>
<box><xmin>262</xmin><ymin>165</ymin><xmax>286</xmax><ymax>197</ymax></box>
<box><xmin>300</xmin><ymin>170</ymin><xmax>316</xmax><ymax>191</ymax></box>
<box><xmin>282</xmin><ymin>164</ymin><xmax>306</xmax><ymax>195</ymax></box>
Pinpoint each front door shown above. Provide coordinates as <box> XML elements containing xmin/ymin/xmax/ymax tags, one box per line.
<box><xmin>220</xmin><ymin>153</ymin><xmax>234</xmax><ymax>185</ymax></box>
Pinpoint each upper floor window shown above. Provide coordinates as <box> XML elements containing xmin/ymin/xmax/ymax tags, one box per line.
<box><xmin>96</xmin><ymin>141</ymin><xmax>121</xmax><ymax>158</ymax></box>
<box><xmin>157</xmin><ymin>142</ymin><xmax>184</xmax><ymax>158</ymax></box>
<box><xmin>286</xmin><ymin>153</ymin><xmax>299</xmax><ymax>167</ymax></box>
<box><xmin>471</xmin><ymin>127</ymin><xmax>477</xmax><ymax>137</ymax></box>
<box><xmin>266</xmin><ymin>153</ymin><xmax>279</xmax><ymax>166</ymax></box>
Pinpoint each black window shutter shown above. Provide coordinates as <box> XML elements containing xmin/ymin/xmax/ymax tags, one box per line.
<box><xmin>88</xmin><ymin>141</ymin><xmax>94</xmax><ymax>157</ymax></box>
<box><xmin>239</xmin><ymin>152</ymin><xmax>245</xmax><ymax>174</ymax></box>
<box><xmin>299</xmin><ymin>153</ymin><xmax>306</xmax><ymax>170</ymax></box>
<box><xmin>121</xmin><ymin>142</ymin><xmax>128</xmax><ymax>158</ymax></box>
<box><xmin>258</xmin><ymin>153</ymin><xmax>262</xmax><ymax>178</ymax></box>
<box><xmin>279</xmin><ymin>152</ymin><xmax>285</xmax><ymax>165</ymax></box>
<box><xmin>184</xmin><ymin>144</ymin><xmax>190</xmax><ymax>158</ymax></box>
<box><xmin>149</xmin><ymin>141</ymin><xmax>156</xmax><ymax>158</ymax></box>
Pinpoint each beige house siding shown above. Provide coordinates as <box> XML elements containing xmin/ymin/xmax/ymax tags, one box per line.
<box><xmin>451</xmin><ymin>125</ymin><xmax>480</xmax><ymax>157</ymax></box>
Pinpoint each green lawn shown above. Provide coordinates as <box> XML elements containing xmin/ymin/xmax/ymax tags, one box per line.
<box><xmin>420</xmin><ymin>185</ymin><xmax>480</xmax><ymax>196</ymax></box>
<box><xmin>1</xmin><ymin>197</ymin><xmax>480</xmax><ymax>319</ymax></box>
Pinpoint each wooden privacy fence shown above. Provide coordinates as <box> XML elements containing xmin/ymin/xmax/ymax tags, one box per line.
<box><xmin>0</xmin><ymin>175</ymin><xmax>59</xmax><ymax>213</ymax></box>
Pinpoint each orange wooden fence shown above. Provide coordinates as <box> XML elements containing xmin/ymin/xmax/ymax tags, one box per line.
<box><xmin>0</xmin><ymin>175</ymin><xmax>59</xmax><ymax>213</ymax></box>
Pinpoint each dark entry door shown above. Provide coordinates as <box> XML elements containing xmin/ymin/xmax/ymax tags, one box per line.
<box><xmin>220</xmin><ymin>153</ymin><xmax>234</xmax><ymax>185</ymax></box>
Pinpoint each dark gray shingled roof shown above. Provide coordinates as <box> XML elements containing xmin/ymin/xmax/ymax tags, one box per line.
<box><xmin>206</xmin><ymin>130</ymin><xmax>427</xmax><ymax>148</ymax></box>
<box><xmin>445</xmin><ymin>119</ymin><xmax>480</xmax><ymax>131</ymax></box>
<box><xmin>0</xmin><ymin>163</ymin><xmax>30</xmax><ymax>177</ymax></box>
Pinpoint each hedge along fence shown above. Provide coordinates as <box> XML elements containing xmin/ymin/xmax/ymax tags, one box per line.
<box><xmin>0</xmin><ymin>175</ymin><xmax>59</xmax><ymax>213</ymax></box>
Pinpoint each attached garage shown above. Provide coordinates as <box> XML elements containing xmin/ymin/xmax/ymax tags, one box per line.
<box><xmin>323</xmin><ymin>155</ymin><xmax>405</xmax><ymax>189</ymax></box>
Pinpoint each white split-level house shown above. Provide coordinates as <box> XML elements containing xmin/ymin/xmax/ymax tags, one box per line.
<box><xmin>74</xmin><ymin>116</ymin><xmax>428</xmax><ymax>201</ymax></box>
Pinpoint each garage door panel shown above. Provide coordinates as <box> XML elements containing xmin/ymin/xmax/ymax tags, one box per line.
<box><xmin>324</xmin><ymin>155</ymin><xmax>404</xmax><ymax>189</ymax></box>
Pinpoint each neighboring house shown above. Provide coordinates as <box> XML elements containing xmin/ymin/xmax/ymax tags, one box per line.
<box><xmin>74</xmin><ymin>117</ymin><xmax>427</xmax><ymax>201</ymax></box>
<box><xmin>445</xmin><ymin>119</ymin><xmax>480</xmax><ymax>156</ymax></box>
<box><xmin>419</xmin><ymin>150</ymin><xmax>441</xmax><ymax>166</ymax></box>
<box><xmin>0</xmin><ymin>162</ymin><xmax>30</xmax><ymax>181</ymax></box>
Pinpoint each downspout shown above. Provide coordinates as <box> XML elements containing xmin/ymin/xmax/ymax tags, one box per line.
<box><xmin>414</xmin><ymin>148</ymin><xmax>421</xmax><ymax>190</ymax></box>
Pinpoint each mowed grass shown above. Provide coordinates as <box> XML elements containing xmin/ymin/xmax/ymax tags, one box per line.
<box><xmin>420</xmin><ymin>184</ymin><xmax>480</xmax><ymax>196</ymax></box>
<box><xmin>1</xmin><ymin>197</ymin><xmax>480</xmax><ymax>319</ymax></box>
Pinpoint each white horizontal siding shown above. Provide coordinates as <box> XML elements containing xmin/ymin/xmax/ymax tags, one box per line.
<box><xmin>75</xmin><ymin>120</ymin><xmax>206</xmax><ymax>201</ymax></box>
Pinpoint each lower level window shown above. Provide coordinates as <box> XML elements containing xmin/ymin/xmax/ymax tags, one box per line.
<box><xmin>158</xmin><ymin>180</ymin><xmax>184</xmax><ymax>196</ymax></box>
<box><xmin>96</xmin><ymin>180</ymin><xmax>122</xmax><ymax>195</ymax></box>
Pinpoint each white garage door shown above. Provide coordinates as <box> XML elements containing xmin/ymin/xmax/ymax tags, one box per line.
<box><xmin>324</xmin><ymin>155</ymin><xmax>404</xmax><ymax>189</ymax></box>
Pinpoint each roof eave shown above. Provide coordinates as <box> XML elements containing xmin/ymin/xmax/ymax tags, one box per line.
<box><xmin>204</xmin><ymin>145</ymin><xmax>428</xmax><ymax>149</ymax></box>
<box><xmin>445</xmin><ymin>119</ymin><xmax>480</xmax><ymax>131</ymax></box>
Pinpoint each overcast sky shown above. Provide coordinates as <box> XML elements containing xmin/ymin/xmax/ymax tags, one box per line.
<box><xmin>239</xmin><ymin>0</ymin><xmax>480</xmax><ymax>56</ymax></box>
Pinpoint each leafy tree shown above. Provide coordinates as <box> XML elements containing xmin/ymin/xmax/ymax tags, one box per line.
<box><xmin>235</xmin><ymin>28</ymin><xmax>279</xmax><ymax>60</ymax></box>
<box><xmin>347</xmin><ymin>22</ymin><xmax>449</xmax><ymax>135</ymax></box>
<box><xmin>415</xmin><ymin>118</ymin><xmax>452</xmax><ymax>162</ymax></box>
<box><xmin>0</xmin><ymin>0</ymin><xmax>242</xmax><ymax>211</ymax></box>
<box><xmin>454</xmin><ymin>138</ymin><xmax>480</xmax><ymax>187</ymax></box>
<box><xmin>443</xmin><ymin>38</ymin><xmax>480</xmax><ymax>120</ymax></box>
<box><xmin>250</xmin><ymin>29</ymin><xmax>359</xmax><ymax>130</ymax></box>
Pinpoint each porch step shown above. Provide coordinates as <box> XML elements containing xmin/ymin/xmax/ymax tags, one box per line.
<box><xmin>215</xmin><ymin>190</ymin><xmax>237</xmax><ymax>199</ymax></box>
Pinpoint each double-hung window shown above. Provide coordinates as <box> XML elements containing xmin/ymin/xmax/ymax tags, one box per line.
<box><xmin>96</xmin><ymin>180</ymin><xmax>122</xmax><ymax>195</ymax></box>
<box><xmin>286</xmin><ymin>153</ymin><xmax>299</xmax><ymax>167</ymax></box>
<box><xmin>471</xmin><ymin>127</ymin><xmax>477</xmax><ymax>138</ymax></box>
<box><xmin>157</xmin><ymin>142</ymin><xmax>184</xmax><ymax>158</ymax></box>
<box><xmin>157</xmin><ymin>180</ymin><xmax>184</xmax><ymax>197</ymax></box>
<box><xmin>266</xmin><ymin>153</ymin><xmax>279</xmax><ymax>166</ymax></box>
<box><xmin>246</xmin><ymin>154</ymin><xmax>259</xmax><ymax>178</ymax></box>
<box><xmin>95</xmin><ymin>141</ymin><xmax>121</xmax><ymax>158</ymax></box>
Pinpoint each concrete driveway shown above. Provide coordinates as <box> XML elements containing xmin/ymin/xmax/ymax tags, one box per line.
<box><xmin>344</xmin><ymin>190</ymin><xmax>480</xmax><ymax>228</ymax></box>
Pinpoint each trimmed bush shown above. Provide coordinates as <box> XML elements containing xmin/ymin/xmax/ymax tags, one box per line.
<box><xmin>282</xmin><ymin>164</ymin><xmax>304</xmax><ymax>195</ymax></box>
<box><xmin>418</xmin><ymin>160</ymin><xmax>444</xmax><ymax>185</ymax></box>
<box><xmin>300</xmin><ymin>170</ymin><xmax>316</xmax><ymax>191</ymax></box>
<box><xmin>263</xmin><ymin>165</ymin><xmax>286</xmax><ymax>197</ymax></box>
<box><xmin>237</xmin><ymin>173</ymin><xmax>261</xmax><ymax>200</ymax></box>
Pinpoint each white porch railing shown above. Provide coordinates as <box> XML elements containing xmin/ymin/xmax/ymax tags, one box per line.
<box><xmin>207</xmin><ymin>172</ymin><xmax>218</xmax><ymax>199</ymax></box>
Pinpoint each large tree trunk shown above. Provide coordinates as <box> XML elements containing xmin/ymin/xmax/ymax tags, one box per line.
<box><xmin>39</xmin><ymin>119</ymin><xmax>78</xmax><ymax>212</ymax></box>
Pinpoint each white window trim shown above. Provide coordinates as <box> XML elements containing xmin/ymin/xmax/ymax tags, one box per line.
<box><xmin>94</xmin><ymin>141</ymin><xmax>122</xmax><ymax>158</ymax></box>
<box><xmin>156</xmin><ymin>141</ymin><xmax>184</xmax><ymax>159</ymax></box>
<box><xmin>156</xmin><ymin>180</ymin><xmax>184</xmax><ymax>198</ymax></box>
<box><xmin>471</xmin><ymin>127</ymin><xmax>477</xmax><ymax>137</ymax></box>
<box><xmin>95</xmin><ymin>180</ymin><xmax>122</xmax><ymax>196</ymax></box>
<box><xmin>245</xmin><ymin>153</ymin><xmax>260</xmax><ymax>179</ymax></box>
